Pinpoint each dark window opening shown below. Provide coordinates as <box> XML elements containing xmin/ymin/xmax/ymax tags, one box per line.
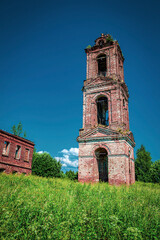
<box><xmin>129</xmin><ymin>162</ymin><xmax>131</xmax><ymax>174</ymax></box>
<box><xmin>15</xmin><ymin>145</ymin><xmax>21</xmax><ymax>159</ymax></box>
<box><xmin>97</xmin><ymin>97</ymin><xmax>109</xmax><ymax>126</ymax></box>
<box><xmin>2</xmin><ymin>141</ymin><xmax>10</xmax><ymax>156</ymax></box>
<box><xmin>97</xmin><ymin>54</ymin><xmax>106</xmax><ymax>76</ymax></box>
<box><xmin>99</xmin><ymin>40</ymin><xmax>104</xmax><ymax>48</ymax></box>
<box><xmin>123</xmin><ymin>99</ymin><xmax>125</xmax><ymax>107</ymax></box>
<box><xmin>95</xmin><ymin>148</ymin><xmax>108</xmax><ymax>182</ymax></box>
<box><xmin>24</xmin><ymin>148</ymin><xmax>30</xmax><ymax>162</ymax></box>
<box><xmin>0</xmin><ymin>168</ymin><xmax>5</xmax><ymax>173</ymax></box>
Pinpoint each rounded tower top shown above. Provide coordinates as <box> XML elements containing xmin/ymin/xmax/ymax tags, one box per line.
<box><xmin>85</xmin><ymin>33</ymin><xmax>114</xmax><ymax>51</ymax></box>
<box><xmin>85</xmin><ymin>33</ymin><xmax>124</xmax><ymax>62</ymax></box>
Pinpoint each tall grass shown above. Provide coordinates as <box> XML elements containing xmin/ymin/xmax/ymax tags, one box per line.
<box><xmin>0</xmin><ymin>174</ymin><xmax>159</xmax><ymax>239</ymax></box>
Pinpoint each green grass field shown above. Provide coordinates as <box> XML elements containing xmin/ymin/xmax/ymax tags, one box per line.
<box><xmin>0</xmin><ymin>174</ymin><xmax>159</xmax><ymax>240</ymax></box>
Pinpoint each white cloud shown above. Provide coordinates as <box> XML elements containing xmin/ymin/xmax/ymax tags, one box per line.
<box><xmin>37</xmin><ymin>151</ymin><xmax>49</xmax><ymax>154</ymax></box>
<box><xmin>37</xmin><ymin>148</ymin><xmax>79</xmax><ymax>169</ymax></box>
<box><xmin>55</xmin><ymin>157</ymin><xmax>61</xmax><ymax>162</ymax></box>
<box><xmin>62</xmin><ymin>154</ymin><xmax>78</xmax><ymax>167</ymax></box>
<box><xmin>61</xmin><ymin>149</ymin><xmax>69</xmax><ymax>154</ymax></box>
<box><xmin>56</xmin><ymin>155</ymin><xmax>78</xmax><ymax>168</ymax></box>
<box><xmin>69</xmin><ymin>148</ymin><xmax>79</xmax><ymax>156</ymax></box>
<box><xmin>61</xmin><ymin>147</ymin><xmax>79</xmax><ymax>156</ymax></box>
<box><xmin>55</xmin><ymin>147</ymin><xmax>79</xmax><ymax>168</ymax></box>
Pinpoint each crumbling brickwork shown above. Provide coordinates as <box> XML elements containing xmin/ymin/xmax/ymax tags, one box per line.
<box><xmin>0</xmin><ymin>130</ymin><xmax>34</xmax><ymax>174</ymax></box>
<box><xmin>77</xmin><ymin>34</ymin><xmax>135</xmax><ymax>185</ymax></box>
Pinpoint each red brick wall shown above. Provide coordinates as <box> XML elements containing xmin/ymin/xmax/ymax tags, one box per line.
<box><xmin>86</xmin><ymin>42</ymin><xmax>124</xmax><ymax>81</ymax></box>
<box><xmin>0</xmin><ymin>130</ymin><xmax>34</xmax><ymax>174</ymax></box>
<box><xmin>82</xmin><ymin>83</ymin><xmax>129</xmax><ymax>131</ymax></box>
<box><xmin>78</xmin><ymin>140</ymin><xmax>135</xmax><ymax>185</ymax></box>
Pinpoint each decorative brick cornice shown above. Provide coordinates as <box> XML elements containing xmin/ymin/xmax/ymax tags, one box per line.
<box><xmin>77</xmin><ymin>126</ymin><xmax>135</xmax><ymax>147</ymax></box>
<box><xmin>0</xmin><ymin>129</ymin><xmax>34</xmax><ymax>146</ymax></box>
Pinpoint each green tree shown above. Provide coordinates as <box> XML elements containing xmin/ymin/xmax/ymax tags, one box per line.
<box><xmin>65</xmin><ymin>170</ymin><xmax>78</xmax><ymax>180</ymax></box>
<box><xmin>106</xmin><ymin>34</ymin><xmax>114</xmax><ymax>43</ymax></box>
<box><xmin>12</xmin><ymin>125</ymin><xmax>17</xmax><ymax>135</ymax></box>
<box><xmin>149</xmin><ymin>160</ymin><xmax>160</xmax><ymax>183</ymax></box>
<box><xmin>135</xmin><ymin>145</ymin><xmax>152</xmax><ymax>182</ymax></box>
<box><xmin>32</xmin><ymin>152</ymin><xmax>62</xmax><ymax>178</ymax></box>
<box><xmin>11</xmin><ymin>122</ymin><xmax>26</xmax><ymax>138</ymax></box>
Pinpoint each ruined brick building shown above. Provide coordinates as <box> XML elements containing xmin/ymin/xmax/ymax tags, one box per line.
<box><xmin>77</xmin><ymin>34</ymin><xmax>135</xmax><ymax>185</ymax></box>
<box><xmin>0</xmin><ymin>130</ymin><xmax>34</xmax><ymax>174</ymax></box>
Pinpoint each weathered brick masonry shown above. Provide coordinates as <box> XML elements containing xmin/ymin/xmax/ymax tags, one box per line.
<box><xmin>77</xmin><ymin>34</ymin><xmax>135</xmax><ymax>185</ymax></box>
<box><xmin>0</xmin><ymin>130</ymin><xmax>34</xmax><ymax>174</ymax></box>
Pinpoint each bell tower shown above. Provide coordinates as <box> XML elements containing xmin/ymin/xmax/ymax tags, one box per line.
<box><xmin>77</xmin><ymin>34</ymin><xmax>135</xmax><ymax>185</ymax></box>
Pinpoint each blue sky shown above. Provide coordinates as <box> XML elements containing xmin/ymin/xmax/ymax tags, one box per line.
<box><xmin>0</xmin><ymin>0</ymin><xmax>160</xmax><ymax>171</ymax></box>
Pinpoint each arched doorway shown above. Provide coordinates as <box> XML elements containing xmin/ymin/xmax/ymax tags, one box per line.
<box><xmin>95</xmin><ymin>148</ymin><xmax>108</xmax><ymax>182</ymax></box>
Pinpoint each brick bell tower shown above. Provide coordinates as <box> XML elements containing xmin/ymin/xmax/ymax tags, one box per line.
<box><xmin>77</xmin><ymin>34</ymin><xmax>135</xmax><ymax>185</ymax></box>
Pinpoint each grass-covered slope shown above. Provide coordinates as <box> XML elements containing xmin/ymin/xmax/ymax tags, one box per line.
<box><xmin>0</xmin><ymin>174</ymin><xmax>159</xmax><ymax>240</ymax></box>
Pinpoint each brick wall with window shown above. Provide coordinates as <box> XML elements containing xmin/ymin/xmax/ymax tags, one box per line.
<box><xmin>0</xmin><ymin>130</ymin><xmax>34</xmax><ymax>174</ymax></box>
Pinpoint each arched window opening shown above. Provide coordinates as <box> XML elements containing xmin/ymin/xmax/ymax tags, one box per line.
<box><xmin>97</xmin><ymin>97</ymin><xmax>109</xmax><ymax>126</ymax></box>
<box><xmin>95</xmin><ymin>148</ymin><xmax>108</xmax><ymax>182</ymax></box>
<box><xmin>123</xmin><ymin>99</ymin><xmax>125</xmax><ymax>107</ymax></box>
<box><xmin>98</xmin><ymin>40</ymin><xmax>104</xmax><ymax>48</ymax></box>
<box><xmin>97</xmin><ymin>54</ymin><xmax>106</xmax><ymax>76</ymax></box>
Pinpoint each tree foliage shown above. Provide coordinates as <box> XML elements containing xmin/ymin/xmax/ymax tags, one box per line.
<box><xmin>106</xmin><ymin>34</ymin><xmax>114</xmax><ymax>43</ymax></box>
<box><xmin>135</xmin><ymin>145</ymin><xmax>160</xmax><ymax>183</ymax></box>
<box><xmin>11</xmin><ymin>122</ymin><xmax>27</xmax><ymax>138</ymax></box>
<box><xmin>65</xmin><ymin>170</ymin><xmax>78</xmax><ymax>180</ymax></box>
<box><xmin>148</xmin><ymin>160</ymin><xmax>160</xmax><ymax>183</ymax></box>
<box><xmin>135</xmin><ymin>145</ymin><xmax>152</xmax><ymax>182</ymax></box>
<box><xmin>32</xmin><ymin>152</ymin><xmax>62</xmax><ymax>178</ymax></box>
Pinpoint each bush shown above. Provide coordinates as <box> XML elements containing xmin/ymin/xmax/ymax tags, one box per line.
<box><xmin>106</xmin><ymin>34</ymin><xmax>114</xmax><ymax>43</ymax></box>
<box><xmin>32</xmin><ymin>152</ymin><xmax>62</xmax><ymax>178</ymax></box>
<box><xmin>149</xmin><ymin>160</ymin><xmax>160</xmax><ymax>183</ymax></box>
<box><xmin>135</xmin><ymin>145</ymin><xmax>152</xmax><ymax>182</ymax></box>
<box><xmin>86</xmin><ymin>45</ymin><xmax>91</xmax><ymax>49</ymax></box>
<box><xmin>135</xmin><ymin>145</ymin><xmax>160</xmax><ymax>183</ymax></box>
<box><xmin>65</xmin><ymin>170</ymin><xmax>78</xmax><ymax>180</ymax></box>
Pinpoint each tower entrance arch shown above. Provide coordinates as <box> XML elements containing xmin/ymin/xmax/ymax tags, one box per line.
<box><xmin>95</xmin><ymin>148</ymin><xmax>108</xmax><ymax>182</ymax></box>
